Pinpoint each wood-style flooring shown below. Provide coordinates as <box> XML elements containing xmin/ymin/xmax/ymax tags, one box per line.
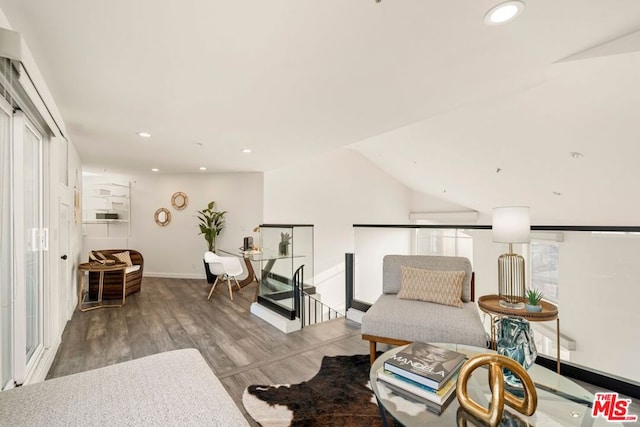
<box><xmin>48</xmin><ymin>276</ymin><xmax>639</xmax><ymax>425</ymax></box>
<box><xmin>47</xmin><ymin>277</ymin><xmax>369</xmax><ymax>425</ymax></box>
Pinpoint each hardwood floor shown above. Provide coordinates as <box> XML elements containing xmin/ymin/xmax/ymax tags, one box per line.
<box><xmin>48</xmin><ymin>276</ymin><xmax>639</xmax><ymax>424</ymax></box>
<box><xmin>47</xmin><ymin>277</ymin><xmax>369</xmax><ymax>424</ymax></box>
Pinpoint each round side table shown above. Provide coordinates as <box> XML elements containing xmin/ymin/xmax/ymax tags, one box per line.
<box><xmin>78</xmin><ymin>262</ymin><xmax>128</xmax><ymax>311</ymax></box>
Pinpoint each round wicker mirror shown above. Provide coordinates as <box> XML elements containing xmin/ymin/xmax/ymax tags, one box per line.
<box><xmin>171</xmin><ymin>192</ymin><xmax>188</xmax><ymax>210</ymax></box>
<box><xmin>154</xmin><ymin>208</ymin><xmax>171</xmax><ymax>226</ymax></box>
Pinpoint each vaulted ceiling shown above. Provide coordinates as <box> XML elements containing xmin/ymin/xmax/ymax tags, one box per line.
<box><xmin>1</xmin><ymin>1</ymin><xmax>639</xmax><ymax>224</ymax></box>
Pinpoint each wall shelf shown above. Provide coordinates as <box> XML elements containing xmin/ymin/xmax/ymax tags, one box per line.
<box><xmin>82</xmin><ymin>180</ymin><xmax>131</xmax><ymax>237</ymax></box>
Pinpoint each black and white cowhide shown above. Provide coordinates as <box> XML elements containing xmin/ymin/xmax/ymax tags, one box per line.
<box><xmin>242</xmin><ymin>353</ymin><xmax>397</xmax><ymax>426</ymax></box>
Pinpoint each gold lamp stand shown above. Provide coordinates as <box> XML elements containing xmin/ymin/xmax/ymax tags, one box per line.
<box><xmin>498</xmin><ymin>243</ymin><xmax>525</xmax><ymax>309</ymax></box>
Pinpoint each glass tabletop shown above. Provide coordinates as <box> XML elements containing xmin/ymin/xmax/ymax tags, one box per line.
<box><xmin>217</xmin><ymin>248</ymin><xmax>303</xmax><ymax>262</ymax></box>
<box><xmin>370</xmin><ymin>344</ymin><xmax>621</xmax><ymax>426</ymax></box>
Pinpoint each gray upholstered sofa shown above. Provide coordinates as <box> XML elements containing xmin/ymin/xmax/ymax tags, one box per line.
<box><xmin>361</xmin><ymin>255</ymin><xmax>488</xmax><ymax>364</ymax></box>
<box><xmin>0</xmin><ymin>349</ymin><xmax>248</xmax><ymax>426</ymax></box>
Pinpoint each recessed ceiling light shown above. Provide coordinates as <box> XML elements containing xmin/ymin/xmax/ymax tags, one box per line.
<box><xmin>570</xmin><ymin>152</ymin><xmax>584</xmax><ymax>159</ymax></box>
<box><xmin>137</xmin><ymin>132</ymin><xmax>151</xmax><ymax>138</ymax></box>
<box><xmin>151</xmin><ymin>168</ymin><xmax>159</xmax><ymax>172</ymax></box>
<box><xmin>241</xmin><ymin>148</ymin><xmax>252</xmax><ymax>153</ymax></box>
<box><xmin>199</xmin><ymin>167</ymin><xmax>207</xmax><ymax>171</ymax></box>
<box><xmin>484</xmin><ymin>1</ymin><xmax>525</xmax><ymax>25</ymax></box>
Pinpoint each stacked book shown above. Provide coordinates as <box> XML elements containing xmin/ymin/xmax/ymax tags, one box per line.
<box><xmin>376</xmin><ymin>342</ymin><xmax>466</xmax><ymax>413</ymax></box>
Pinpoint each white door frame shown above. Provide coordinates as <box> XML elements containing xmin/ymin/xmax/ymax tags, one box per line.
<box><xmin>12</xmin><ymin>111</ymin><xmax>46</xmax><ymax>385</ymax></box>
<box><xmin>0</xmin><ymin>96</ymin><xmax>13</xmax><ymax>390</ymax></box>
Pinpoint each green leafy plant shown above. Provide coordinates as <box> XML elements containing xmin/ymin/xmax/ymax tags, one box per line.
<box><xmin>525</xmin><ymin>288</ymin><xmax>543</xmax><ymax>306</ymax></box>
<box><xmin>197</xmin><ymin>201</ymin><xmax>227</xmax><ymax>252</ymax></box>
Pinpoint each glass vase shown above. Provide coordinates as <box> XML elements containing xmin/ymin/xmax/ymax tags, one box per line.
<box><xmin>496</xmin><ymin>316</ymin><xmax>537</xmax><ymax>387</ymax></box>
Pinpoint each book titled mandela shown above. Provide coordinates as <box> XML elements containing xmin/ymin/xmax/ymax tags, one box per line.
<box><xmin>383</xmin><ymin>342</ymin><xmax>466</xmax><ymax>389</ymax></box>
<box><xmin>376</xmin><ymin>367</ymin><xmax>459</xmax><ymax>406</ymax></box>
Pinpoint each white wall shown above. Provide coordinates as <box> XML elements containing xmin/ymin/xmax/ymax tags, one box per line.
<box><xmin>411</xmin><ymin>191</ymin><xmax>475</xmax><ymax>214</ymax></box>
<box><xmin>353</xmin><ymin>227</ymin><xmax>413</xmax><ymax>304</ymax></box>
<box><xmin>84</xmin><ymin>172</ymin><xmax>263</xmax><ymax>278</ymax></box>
<box><xmin>264</xmin><ymin>148</ymin><xmax>412</xmax><ymax>309</ymax></box>
<box><xmin>559</xmin><ymin>232</ymin><xmax>640</xmax><ymax>382</ymax></box>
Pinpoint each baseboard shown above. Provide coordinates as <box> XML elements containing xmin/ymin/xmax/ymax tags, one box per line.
<box><xmin>144</xmin><ymin>272</ymin><xmax>206</xmax><ymax>279</ymax></box>
<box><xmin>350</xmin><ymin>299</ymin><xmax>371</xmax><ymax>313</ymax></box>
<box><xmin>536</xmin><ymin>355</ymin><xmax>640</xmax><ymax>400</ymax></box>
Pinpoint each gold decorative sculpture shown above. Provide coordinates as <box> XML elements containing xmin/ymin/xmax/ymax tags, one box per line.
<box><xmin>456</xmin><ymin>353</ymin><xmax>537</xmax><ymax>426</ymax></box>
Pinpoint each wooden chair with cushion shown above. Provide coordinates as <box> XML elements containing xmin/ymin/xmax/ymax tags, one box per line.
<box><xmin>361</xmin><ymin>255</ymin><xmax>488</xmax><ymax>364</ymax></box>
<box><xmin>88</xmin><ymin>249</ymin><xmax>144</xmax><ymax>300</ymax></box>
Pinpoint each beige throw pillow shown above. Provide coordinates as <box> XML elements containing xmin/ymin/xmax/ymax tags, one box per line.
<box><xmin>397</xmin><ymin>265</ymin><xmax>465</xmax><ymax>308</ymax></box>
<box><xmin>112</xmin><ymin>251</ymin><xmax>133</xmax><ymax>267</ymax></box>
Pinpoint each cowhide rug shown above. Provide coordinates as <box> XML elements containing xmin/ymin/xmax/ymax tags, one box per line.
<box><xmin>242</xmin><ymin>353</ymin><xmax>398</xmax><ymax>426</ymax></box>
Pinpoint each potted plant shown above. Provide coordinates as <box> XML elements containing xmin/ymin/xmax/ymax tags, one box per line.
<box><xmin>525</xmin><ymin>288</ymin><xmax>544</xmax><ymax>312</ymax></box>
<box><xmin>197</xmin><ymin>201</ymin><xmax>227</xmax><ymax>283</ymax></box>
<box><xmin>279</xmin><ymin>232</ymin><xmax>291</xmax><ymax>256</ymax></box>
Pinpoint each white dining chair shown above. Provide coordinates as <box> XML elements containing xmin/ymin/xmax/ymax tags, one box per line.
<box><xmin>204</xmin><ymin>251</ymin><xmax>244</xmax><ymax>300</ymax></box>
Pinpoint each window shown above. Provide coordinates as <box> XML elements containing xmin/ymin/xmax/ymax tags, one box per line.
<box><xmin>530</xmin><ymin>241</ymin><xmax>559</xmax><ymax>303</ymax></box>
<box><xmin>415</xmin><ymin>228</ymin><xmax>473</xmax><ymax>264</ymax></box>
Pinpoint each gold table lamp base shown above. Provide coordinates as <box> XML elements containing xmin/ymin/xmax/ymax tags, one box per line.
<box><xmin>498</xmin><ymin>245</ymin><xmax>525</xmax><ymax>309</ymax></box>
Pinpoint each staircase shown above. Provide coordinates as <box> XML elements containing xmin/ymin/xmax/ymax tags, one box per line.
<box><xmin>292</xmin><ymin>265</ymin><xmax>344</xmax><ymax>329</ymax></box>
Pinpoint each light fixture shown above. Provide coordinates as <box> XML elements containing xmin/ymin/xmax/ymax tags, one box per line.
<box><xmin>241</xmin><ymin>148</ymin><xmax>252</xmax><ymax>153</ymax></box>
<box><xmin>570</xmin><ymin>152</ymin><xmax>583</xmax><ymax>159</ymax></box>
<box><xmin>137</xmin><ymin>131</ymin><xmax>151</xmax><ymax>138</ymax></box>
<box><xmin>493</xmin><ymin>206</ymin><xmax>530</xmax><ymax>308</ymax></box>
<box><xmin>484</xmin><ymin>1</ymin><xmax>525</xmax><ymax>25</ymax></box>
<box><xmin>151</xmin><ymin>168</ymin><xmax>159</xmax><ymax>172</ymax></box>
<box><xmin>199</xmin><ymin>167</ymin><xmax>207</xmax><ymax>171</ymax></box>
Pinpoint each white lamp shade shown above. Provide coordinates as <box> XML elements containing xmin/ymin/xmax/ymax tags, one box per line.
<box><xmin>492</xmin><ymin>206</ymin><xmax>531</xmax><ymax>243</ymax></box>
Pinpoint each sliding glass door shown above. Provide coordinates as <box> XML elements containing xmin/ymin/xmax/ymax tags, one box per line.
<box><xmin>0</xmin><ymin>58</ymin><xmax>50</xmax><ymax>388</ymax></box>
<box><xmin>0</xmin><ymin>98</ymin><xmax>12</xmax><ymax>389</ymax></box>
<box><xmin>22</xmin><ymin>114</ymin><xmax>44</xmax><ymax>368</ymax></box>
<box><xmin>5</xmin><ymin>111</ymin><xmax>46</xmax><ymax>386</ymax></box>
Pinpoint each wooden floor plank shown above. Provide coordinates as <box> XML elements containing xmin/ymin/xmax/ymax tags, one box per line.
<box><xmin>46</xmin><ymin>276</ymin><xmax>366</xmax><ymax>426</ymax></box>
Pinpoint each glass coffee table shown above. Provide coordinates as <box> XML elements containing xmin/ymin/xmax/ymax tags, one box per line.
<box><xmin>370</xmin><ymin>344</ymin><xmax>623</xmax><ymax>426</ymax></box>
